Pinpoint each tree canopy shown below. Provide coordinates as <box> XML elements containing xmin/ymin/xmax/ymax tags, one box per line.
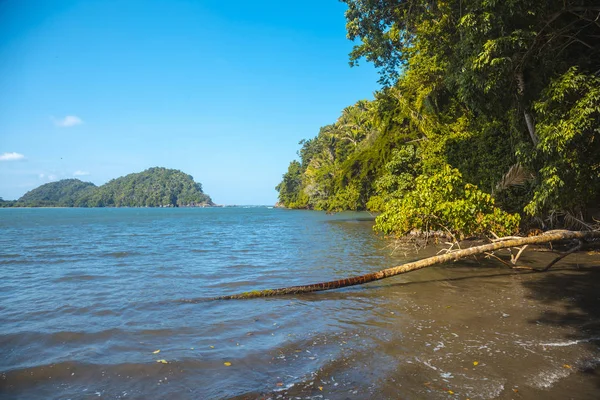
<box><xmin>17</xmin><ymin>179</ymin><xmax>96</xmax><ymax>207</ymax></box>
<box><xmin>276</xmin><ymin>0</ymin><xmax>600</xmax><ymax>237</ymax></box>
<box><xmin>4</xmin><ymin>168</ymin><xmax>214</xmax><ymax>208</ymax></box>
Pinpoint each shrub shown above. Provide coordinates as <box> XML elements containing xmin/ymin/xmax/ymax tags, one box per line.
<box><xmin>375</xmin><ymin>165</ymin><xmax>520</xmax><ymax>238</ymax></box>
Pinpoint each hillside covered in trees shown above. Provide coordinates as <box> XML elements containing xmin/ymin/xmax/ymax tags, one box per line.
<box><xmin>17</xmin><ymin>179</ymin><xmax>97</xmax><ymax>207</ymax></box>
<box><xmin>2</xmin><ymin>167</ymin><xmax>214</xmax><ymax>208</ymax></box>
<box><xmin>276</xmin><ymin>0</ymin><xmax>600</xmax><ymax>238</ymax></box>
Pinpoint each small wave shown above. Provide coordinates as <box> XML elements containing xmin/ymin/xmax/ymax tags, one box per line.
<box><xmin>538</xmin><ymin>337</ymin><xmax>600</xmax><ymax>347</ymax></box>
<box><xmin>53</xmin><ymin>274</ymin><xmax>107</xmax><ymax>283</ymax></box>
<box><xmin>0</xmin><ymin>259</ymin><xmax>29</xmax><ymax>265</ymax></box>
<box><xmin>0</xmin><ymin>253</ymin><xmax>21</xmax><ymax>258</ymax></box>
<box><xmin>529</xmin><ymin>367</ymin><xmax>571</xmax><ymax>389</ymax></box>
<box><xmin>92</xmin><ymin>309</ymin><xmax>119</xmax><ymax>317</ymax></box>
<box><xmin>175</xmin><ymin>297</ymin><xmax>214</xmax><ymax>304</ymax></box>
<box><xmin>45</xmin><ymin>258</ymin><xmax>80</xmax><ymax>265</ymax></box>
<box><xmin>139</xmin><ymin>327</ymin><xmax>197</xmax><ymax>336</ymax></box>
<box><xmin>53</xmin><ymin>304</ymin><xmax>120</xmax><ymax>317</ymax></box>
<box><xmin>100</xmin><ymin>251</ymin><xmax>137</xmax><ymax>258</ymax></box>
<box><xmin>0</xmin><ymin>328</ymin><xmax>124</xmax><ymax>349</ymax></box>
<box><xmin>30</xmin><ymin>241</ymin><xmax>72</xmax><ymax>247</ymax></box>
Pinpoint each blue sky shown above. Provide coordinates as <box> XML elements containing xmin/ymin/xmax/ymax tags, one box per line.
<box><xmin>0</xmin><ymin>0</ymin><xmax>379</xmax><ymax>205</ymax></box>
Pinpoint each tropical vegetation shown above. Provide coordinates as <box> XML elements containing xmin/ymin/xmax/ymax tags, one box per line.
<box><xmin>17</xmin><ymin>179</ymin><xmax>96</xmax><ymax>207</ymax></box>
<box><xmin>2</xmin><ymin>167</ymin><xmax>213</xmax><ymax>208</ymax></box>
<box><xmin>276</xmin><ymin>0</ymin><xmax>600</xmax><ymax>238</ymax></box>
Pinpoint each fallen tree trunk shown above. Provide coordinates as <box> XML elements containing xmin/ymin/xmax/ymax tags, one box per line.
<box><xmin>216</xmin><ymin>230</ymin><xmax>600</xmax><ymax>300</ymax></box>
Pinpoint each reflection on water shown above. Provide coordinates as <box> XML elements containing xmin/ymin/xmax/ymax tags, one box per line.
<box><xmin>0</xmin><ymin>208</ymin><xmax>599</xmax><ymax>399</ymax></box>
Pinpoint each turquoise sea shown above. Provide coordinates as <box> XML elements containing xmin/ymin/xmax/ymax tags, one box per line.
<box><xmin>1</xmin><ymin>208</ymin><xmax>599</xmax><ymax>399</ymax></box>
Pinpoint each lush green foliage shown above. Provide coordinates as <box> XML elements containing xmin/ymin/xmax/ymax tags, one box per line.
<box><xmin>366</xmin><ymin>145</ymin><xmax>421</xmax><ymax>212</ymax></box>
<box><xmin>275</xmin><ymin>161</ymin><xmax>306</xmax><ymax>208</ymax></box>
<box><xmin>375</xmin><ymin>166</ymin><xmax>520</xmax><ymax>238</ymax></box>
<box><xmin>276</xmin><ymin>0</ymin><xmax>599</xmax><ymax>236</ymax></box>
<box><xmin>18</xmin><ymin>179</ymin><xmax>96</xmax><ymax>207</ymax></box>
<box><xmin>0</xmin><ymin>198</ymin><xmax>17</xmax><ymax>207</ymax></box>
<box><xmin>76</xmin><ymin>167</ymin><xmax>212</xmax><ymax>207</ymax></box>
<box><xmin>525</xmin><ymin>67</ymin><xmax>600</xmax><ymax>216</ymax></box>
<box><xmin>6</xmin><ymin>168</ymin><xmax>213</xmax><ymax>208</ymax></box>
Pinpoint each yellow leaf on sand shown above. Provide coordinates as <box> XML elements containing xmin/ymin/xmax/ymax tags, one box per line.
<box><xmin>224</xmin><ymin>362</ymin><xmax>232</xmax><ymax>366</ymax></box>
<box><xmin>563</xmin><ymin>364</ymin><xmax>572</xmax><ymax>369</ymax></box>
<box><xmin>448</xmin><ymin>390</ymin><xmax>454</xmax><ymax>395</ymax></box>
<box><xmin>473</xmin><ymin>361</ymin><xmax>479</xmax><ymax>366</ymax></box>
<box><xmin>318</xmin><ymin>386</ymin><xmax>323</xmax><ymax>391</ymax></box>
<box><xmin>153</xmin><ymin>350</ymin><xmax>160</xmax><ymax>354</ymax></box>
<box><xmin>156</xmin><ymin>359</ymin><xmax>168</xmax><ymax>364</ymax></box>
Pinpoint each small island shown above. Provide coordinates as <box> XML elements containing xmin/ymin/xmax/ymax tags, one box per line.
<box><xmin>0</xmin><ymin>167</ymin><xmax>214</xmax><ymax>208</ymax></box>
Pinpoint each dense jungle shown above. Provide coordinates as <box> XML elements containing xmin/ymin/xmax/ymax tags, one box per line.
<box><xmin>276</xmin><ymin>0</ymin><xmax>600</xmax><ymax>239</ymax></box>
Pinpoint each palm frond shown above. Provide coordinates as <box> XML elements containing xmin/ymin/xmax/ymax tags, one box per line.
<box><xmin>563</xmin><ymin>211</ymin><xmax>597</xmax><ymax>231</ymax></box>
<box><xmin>495</xmin><ymin>163</ymin><xmax>535</xmax><ymax>193</ymax></box>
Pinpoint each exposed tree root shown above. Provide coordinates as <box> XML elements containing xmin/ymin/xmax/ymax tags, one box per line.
<box><xmin>215</xmin><ymin>230</ymin><xmax>600</xmax><ymax>300</ymax></box>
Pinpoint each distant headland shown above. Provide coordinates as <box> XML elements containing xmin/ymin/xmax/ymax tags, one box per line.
<box><xmin>0</xmin><ymin>167</ymin><xmax>215</xmax><ymax>208</ymax></box>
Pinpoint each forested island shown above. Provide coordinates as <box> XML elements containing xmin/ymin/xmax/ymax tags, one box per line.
<box><xmin>0</xmin><ymin>167</ymin><xmax>214</xmax><ymax>208</ymax></box>
<box><xmin>276</xmin><ymin>0</ymin><xmax>600</xmax><ymax>239</ymax></box>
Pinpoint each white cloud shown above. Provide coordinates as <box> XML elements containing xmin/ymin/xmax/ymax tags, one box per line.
<box><xmin>0</xmin><ymin>152</ymin><xmax>25</xmax><ymax>161</ymax></box>
<box><xmin>73</xmin><ymin>170</ymin><xmax>90</xmax><ymax>176</ymax></box>
<box><xmin>38</xmin><ymin>172</ymin><xmax>61</xmax><ymax>182</ymax></box>
<box><xmin>53</xmin><ymin>115</ymin><xmax>83</xmax><ymax>127</ymax></box>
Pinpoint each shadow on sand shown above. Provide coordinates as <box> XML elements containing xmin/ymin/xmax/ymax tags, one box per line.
<box><xmin>522</xmin><ymin>263</ymin><xmax>600</xmax><ymax>386</ymax></box>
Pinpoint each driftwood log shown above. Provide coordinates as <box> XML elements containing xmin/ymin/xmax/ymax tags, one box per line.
<box><xmin>216</xmin><ymin>230</ymin><xmax>600</xmax><ymax>300</ymax></box>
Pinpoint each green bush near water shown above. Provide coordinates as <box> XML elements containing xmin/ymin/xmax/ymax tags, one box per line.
<box><xmin>375</xmin><ymin>166</ymin><xmax>520</xmax><ymax>239</ymax></box>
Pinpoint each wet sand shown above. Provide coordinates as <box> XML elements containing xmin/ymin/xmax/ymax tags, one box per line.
<box><xmin>236</xmin><ymin>249</ymin><xmax>600</xmax><ymax>399</ymax></box>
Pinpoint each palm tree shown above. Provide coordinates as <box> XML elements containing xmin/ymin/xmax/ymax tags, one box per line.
<box><xmin>336</xmin><ymin>100</ymin><xmax>377</xmax><ymax>147</ymax></box>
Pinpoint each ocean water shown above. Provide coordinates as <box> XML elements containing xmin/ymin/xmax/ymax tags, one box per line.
<box><xmin>1</xmin><ymin>207</ymin><xmax>599</xmax><ymax>399</ymax></box>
